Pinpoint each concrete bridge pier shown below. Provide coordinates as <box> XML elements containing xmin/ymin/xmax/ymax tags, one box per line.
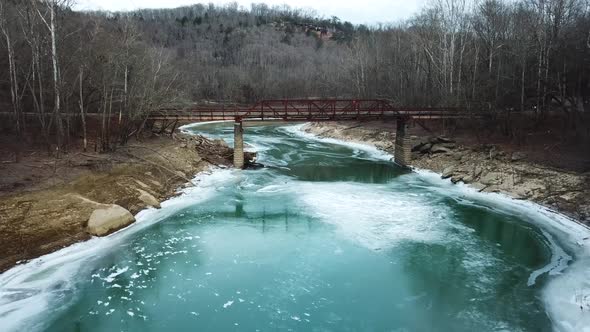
<box><xmin>233</xmin><ymin>120</ymin><xmax>245</xmax><ymax>169</ymax></box>
<box><xmin>394</xmin><ymin>118</ymin><xmax>412</xmax><ymax>168</ymax></box>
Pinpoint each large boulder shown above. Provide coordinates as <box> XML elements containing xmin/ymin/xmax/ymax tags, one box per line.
<box><xmin>87</xmin><ymin>205</ymin><xmax>135</xmax><ymax>236</ymax></box>
<box><xmin>418</xmin><ymin>143</ymin><xmax>433</xmax><ymax>153</ymax></box>
<box><xmin>462</xmin><ymin>175</ymin><xmax>474</xmax><ymax>184</ymax></box>
<box><xmin>451</xmin><ymin>174</ymin><xmax>464</xmax><ymax>184</ymax></box>
<box><xmin>137</xmin><ymin>189</ymin><xmax>161</xmax><ymax>208</ymax></box>
<box><xmin>437</xmin><ymin>136</ymin><xmax>455</xmax><ymax>143</ymax></box>
<box><xmin>442</xmin><ymin>166</ymin><xmax>455</xmax><ymax>179</ymax></box>
<box><xmin>431</xmin><ymin>145</ymin><xmax>452</xmax><ymax>154</ymax></box>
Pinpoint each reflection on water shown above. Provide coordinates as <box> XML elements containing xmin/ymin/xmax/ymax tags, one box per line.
<box><xmin>287</xmin><ymin>159</ymin><xmax>407</xmax><ymax>183</ymax></box>
<box><xmin>29</xmin><ymin>123</ymin><xmax>557</xmax><ymax>331</ymax></box>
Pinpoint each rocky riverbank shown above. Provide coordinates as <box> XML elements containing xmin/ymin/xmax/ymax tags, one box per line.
<box><xmin>0</xmin><ymin>133</ymin><xmax>233</xmax><ymax>272</ymax></box>
<box><xmin>303</xmin><ymin>122</ymin><xmax>590</xmax><ymax>225</ymax></box>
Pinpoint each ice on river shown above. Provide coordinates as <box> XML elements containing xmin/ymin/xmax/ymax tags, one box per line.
<box><xmin>1</xmin><ymin>122</ymin><xmax>590</xmax><ymax>332</ymax></box>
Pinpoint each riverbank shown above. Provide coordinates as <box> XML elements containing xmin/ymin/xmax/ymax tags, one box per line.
<box><xmin>0</xmin><ymin>133</ymin><xmax>232</xmax><ymax>272</ymax></box>
<box><xmin>303</xmin><ymin>122</ymin><xmax>590</xmax><ymax>225</ymax></box>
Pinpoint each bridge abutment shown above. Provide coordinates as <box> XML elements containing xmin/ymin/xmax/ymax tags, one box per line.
<box><xmin>233</xmin><ymin>120</ymin><xmax>245</xmax><ymax>169</ymax></box>
<box><xmin>394</xmin><ymin>119</ymin><xmax>412</xmax><ymax>168</ymax></box>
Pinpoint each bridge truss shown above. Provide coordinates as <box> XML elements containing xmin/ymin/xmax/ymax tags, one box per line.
<box><xmin>150</xmin><ymin>99</ymin><xmax>469</xmax><ymax>122</ymax></box>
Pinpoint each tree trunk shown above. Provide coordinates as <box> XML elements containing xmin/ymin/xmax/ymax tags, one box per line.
<box><xmin>79</xmin><ymin>66</ymin><xmax>87</xmax><ymax>152</ymax></box>
<box><xmin>520</xmin><ymin>56</ymin><xmax>526</xmax><ymax>113</ymax></box>
<box><xmin>1</xmin><ymin>21</ymin><xmax>22</xmax><ymax>139</ymax></box>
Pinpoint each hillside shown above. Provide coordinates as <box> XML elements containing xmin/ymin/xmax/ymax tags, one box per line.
<box><xmin>0</xmin><ymin>0</ymin><xmax>589</xmax><ymax>155</ymax></box>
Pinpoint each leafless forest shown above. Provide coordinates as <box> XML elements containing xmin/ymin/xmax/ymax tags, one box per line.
<box><xmin>1</xmin><ymin>0</ymin><xmax>589</xmax><ymax>153</ymax></box>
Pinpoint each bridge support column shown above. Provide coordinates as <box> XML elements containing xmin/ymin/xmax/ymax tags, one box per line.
<box><xmin>394</xmin><ymin>118</ymin><xmax>412</xmax><ymax>168</ymax></box>
<box><xmin>233</xmin><ymin>120</ymin><xmax>244</xmax><ymax>169</ymax></box>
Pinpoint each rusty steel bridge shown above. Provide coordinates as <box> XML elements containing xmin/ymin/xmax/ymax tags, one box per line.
<box><xmin>151</xmin><ymin>99</ymin><xmax>469</xmax><ymax>122</ymax></box>
<box><xmin>150</xmin><ymin>99</ymin><xmax>471</xmax><ymax>169</ymax></box>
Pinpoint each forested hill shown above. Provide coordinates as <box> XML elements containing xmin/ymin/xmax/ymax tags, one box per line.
<box><xmin>116</xmin><ymin>3</ymin><xmax>359</xmax><ymax>102</ymax></box>
<box><xmin>1</xmin><ymin>1</ymin><xmax>589</xmax><ymax>151</ymax></box>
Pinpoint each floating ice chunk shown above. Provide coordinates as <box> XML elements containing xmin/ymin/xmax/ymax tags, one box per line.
<box><xmin>104</xmin><ymin>267</ymin><xmax>129</xmax><ymax>283</ymax></box>
<box><xmin>127</xmin><ymin>311</ymin><xmax>134</xmax><ymax>317</ymax></box>
<box><xmin>223</xmin><ymin>301</ymin><xmax>234</xmax><ymax>308</ymax></box>
<box><xmin>527</xmin><ymin>230</ymin><xmax>572</xmax><ymax>286</ymax></box>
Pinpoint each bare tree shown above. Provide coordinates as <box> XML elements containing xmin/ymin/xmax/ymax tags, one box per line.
<box><xmin>0</xmin><ymin>1</ymin><xmax>22</xmax><ymax>144</ymax></box>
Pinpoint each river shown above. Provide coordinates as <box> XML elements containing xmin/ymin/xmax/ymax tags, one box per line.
<box><xmin>1</xmin><ymin>122</ymin><xmax>589</xmax><ymax>331</ymax></box>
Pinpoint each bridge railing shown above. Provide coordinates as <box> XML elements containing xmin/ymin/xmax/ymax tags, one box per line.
<box><xmin>150</xmin><ymin>99</ymin><xmax>471</xmax><ymax>122</ymax></box>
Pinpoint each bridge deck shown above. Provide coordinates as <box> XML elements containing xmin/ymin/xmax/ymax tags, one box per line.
<box><xmin>152</xmin><ymin>99</ymin><xmax>472</xmax><ymax>122</ymax></box>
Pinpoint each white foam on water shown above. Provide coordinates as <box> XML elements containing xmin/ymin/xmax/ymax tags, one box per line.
<box><xmin>294</xmin><ymin>181</ymin><xmax>450</xmax><ymax>250</ymax></box>
<box><xmin>281</xmin><ymin>123</ymin><xmax>393</xmax><ymax>161</ymax></box>
<box><xmin>256</xmin><ymin>185</ymin><xmax>285</xmax><ymax>193</ymax></box>
<box><xmin>104</xmin><ymin>266</ymin><xmax>129</xmax><ymax>283</ymax></box>
<box><xmin>294</xmin><ymin>178</ymin><xmax>511</xmax><ymax>299</ymax></box>
<box><xmin>0</xmin><ymin>167</ymin><xmax>236</xmax><ymax>332</ymax></box>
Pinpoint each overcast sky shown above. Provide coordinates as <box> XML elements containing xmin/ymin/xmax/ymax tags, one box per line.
<box><xmin>73</xmin><ymin>0</ymin><xmax>427</xmax><ymax>24</ymax></box>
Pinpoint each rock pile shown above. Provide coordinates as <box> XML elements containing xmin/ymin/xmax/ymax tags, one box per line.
<box><xmin>412</xmin><ymin>136</ymin><xmax>457</xmax><ymax>155</ymax></box>
<box><xmin>410</xmin><ymin>138</ymin><xmax>589</xmax><ymax>223</ymax></box>
<box><xmin>176</xmin><ymin>133</ymin><xmax>257</xmax><ymax>167</ymax></box>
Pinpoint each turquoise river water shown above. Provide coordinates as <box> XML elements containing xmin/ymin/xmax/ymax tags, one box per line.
<box><xmin>1</xmin><ymin>122</ymin><xmax>590</xmax><ymax>331</ymax></box>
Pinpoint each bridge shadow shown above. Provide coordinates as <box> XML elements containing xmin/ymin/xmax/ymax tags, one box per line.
<box><xmin>281</xmin><ymin>159</ymin><xmax>410</xmax><ymax>183</ymax></box>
